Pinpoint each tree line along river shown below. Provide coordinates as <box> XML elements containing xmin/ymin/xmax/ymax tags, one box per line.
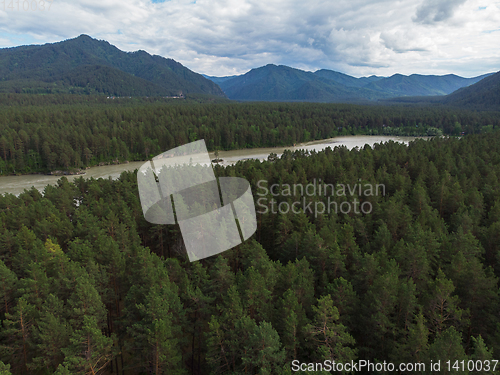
<box><xmin>0</xmin><ymin>135</ymin><xmax>427</xmax><ymax>196</ymax></box>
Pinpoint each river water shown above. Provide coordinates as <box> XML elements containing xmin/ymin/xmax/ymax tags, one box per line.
<box><xmin>0</xmin><ymin>135</ymin><xmax>426</xmax><ymax>196</ymax></box>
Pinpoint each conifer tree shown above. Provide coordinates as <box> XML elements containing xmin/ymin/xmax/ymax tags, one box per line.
<box><xmin>0</xmin><ymin>361</ymin><xmax>12</xmax><ymax>375</ymax></box>
<box><xmin>277</xmin><ymin>289</ymin><xmax>308</xmax><ymax>361</ymax></box>
<box><xmin>305</xmin><ymin>295</ymin><xmax>356</xmax><ymax>364</ymax></box>
<box><xmin>29</xmin><ymin>294</ymin><xmax>71</xmax><ymax>373</ymax></box>
<box><xmin>471</xmin><ymin>335</ymin><xmax>498</xmax><ymax>374</ymax></box>
<box><xmin>424</xmin><ymin>269</ymin><xmax>467</xmax><ymax>335</ymax></box>
<box><xmin>128</xmin><ymin>284</ymin><xmax>184</xmax><ymax>375</ymax></box>
<box><xmin>428</xmin><ymin>327</ymin><xmax>469</xmax><ymax>375</ymax></box>
<box><xmin>241</xmin><ymin>321</ymin><xmax>285</xmax><ymax>375</ymax></box>
<box><xmin>0</xmin><ymin>298</ymin><xmax>35</xmax><ymax>374</ymax></box>
<box><xmin>0</xmin><ymin>260</ymin><xmax>17</xmax><ymax>317</ymax></box>
<box><xmin>60</xmin><ymin>315</ymin><xmax>115</xmax><ymax>375</ymax></box>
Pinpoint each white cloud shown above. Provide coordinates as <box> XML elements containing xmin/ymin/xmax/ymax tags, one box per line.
<box><xmin>0</xmin><ymin>0</ymin><xmax>498</xmax><ymax>77</ymax></box>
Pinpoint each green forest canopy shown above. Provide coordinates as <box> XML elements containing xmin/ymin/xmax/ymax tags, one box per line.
<box><xmin>0</xmin><ymin>94</ymin><xmax>498</xmax><ymax>175</ymax></box>
<box><xmin>1</xmin><ymin>128</ymin><xmax>500</xmax><ymax>374</ymax></box>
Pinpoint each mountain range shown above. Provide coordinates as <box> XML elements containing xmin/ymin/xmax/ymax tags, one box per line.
<box><xmin>0</xmin><ymin>35</ymin><xmax>497</xmax><ymax>110</ymax></box>
<box><xmin>204</xmin><ymin>64</ymin><xmax>492</xmax><ymax>102</ymax></box>
<box><xmin>0</xmin><ymin>35</ymin><xmax>225</xmax><ymax>97</ymax></box>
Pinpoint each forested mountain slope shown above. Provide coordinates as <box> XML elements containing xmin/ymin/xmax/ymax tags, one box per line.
<box><xmin>218</xmin><ymin>64</ymin><xmax>391</xmax><ymax>102</ymax></box>
<box><xmin>0</xmin><ymin>35</ymin><xmax>225</xmax><ymax>97</ymax></box>
<box><xmin>380</xmin><ymin>70</ymin><xmax>500</xmax><ymax>110</ymax></box>
<box><xmin>363</xmin><ymin>72</ymin><xmax>491</xmax><ymax>97</ymax></box>
<box><xmin>313</xmin><ymin>69</ymin><xmax>384</xmax><ymax>88</ymax></box>
<box><xmin>211</xmin><ymin>64</ymin><xmax>491</xmax><ymax>102</ymax></box>
<box><xmin>443</xmin><ymin>70</ymin><xmax>500</xmax><ymax>111</ymax></box>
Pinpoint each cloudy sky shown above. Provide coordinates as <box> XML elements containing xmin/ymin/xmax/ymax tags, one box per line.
<box><xmin>0</xmin><ymin>0</ymin><xmax>499</xmax><ymax>77</ymax></box>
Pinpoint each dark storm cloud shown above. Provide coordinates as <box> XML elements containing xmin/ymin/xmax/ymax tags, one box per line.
<box><xmin>413</xmin><ymin>0</ymin><xmax>468</xmax><ymax>24</ymax></box>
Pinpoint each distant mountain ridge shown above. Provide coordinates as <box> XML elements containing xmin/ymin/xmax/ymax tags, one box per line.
<box><xmin>0</xmin><ymin>35</ymin><xmax>226</xmax><ymax>97</ymax></box>
<box><xmin>202</xmin><ymin>74</ymin><xmax>239</xmax><ymax>85</ymax></box>
<box><xmin>364</xmin><ymin>73</ymin><xmax>492</xmax><ymax>97</ymax></box>
<box><xmin>213</xmin><ymin>64</ymin><xmax>391</xmax><ymax>102</ymax></box>
<box><xmin>312</xmin><ymin>69</ymin><xmax>384</xmax><ymax>88</ymax></box>
<box><xmin>206</xmin><ymin>64</ymin><xmax>492</xmax><ymax>102</ymax></box>
<box><xmin>377</xmin><ymin>70</ymin><xmax>500</xmax><ymax>111</ymax></box>
<box><xmin>0</xmin><ymin>35</ymin><xmax>495</xmax><ymax>105</ymax></box>
<box><xmin>442</xmin><ymin>71</ymin><xmax>500</xmax><ymax>110</ymax></box>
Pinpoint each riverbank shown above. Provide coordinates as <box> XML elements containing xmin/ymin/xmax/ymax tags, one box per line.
<box><xmin>0</xmin><ymin>135</ymin><xmax>431</xmax><ymax>196</ymax></box>
<box><xmin>48</xmin><ymin>169</ymin><xmax>86</xmax><ymax>176</ymax></box>
<box><xmin>0</xmin><ymin>160</ymin><xmax>132</xmax><ymax>178</ymax></box>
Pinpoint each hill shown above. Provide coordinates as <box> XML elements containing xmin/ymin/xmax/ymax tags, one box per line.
<box><xmin>442</xmin><ymin>70</ymin><xmax>500</xmax><ymax>110</ymax></box>
<box><xmin>207</xmin><ymin>64</ymin><xmax>491</xmax><ymax>102</ymax></box>
<box><xmin>364</xmin><ymin>73</ymin><xmax>491</xmax><ymax>97</ymax></box>
<box><xmin>0</xmin><ymin>35</ymin><xmax>226</xmax><ymax>97</ymax></box>
<box><xmin>216</xmin><ymin>64</ymin><xmax>391</xmax><ymax>102</ymax></box>
<box><xmin>313</xmin><ymin>69</ymin><xmax>384</xmax><ymax>88</ymax></box>
<box><xmin>379</xmin><ymin>70</ymin><xmax>500</xmax><ymax>111</ymax></box>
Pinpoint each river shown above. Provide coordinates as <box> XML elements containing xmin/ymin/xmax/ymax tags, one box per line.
<box><xmin>0</xmin><ymin>135</ymin><xmax>427</xmax><ymax>196</ymax></box>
